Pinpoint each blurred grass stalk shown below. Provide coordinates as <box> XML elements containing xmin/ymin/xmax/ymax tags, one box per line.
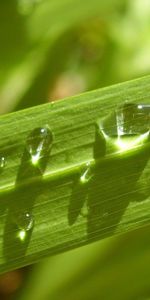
<box><xmin>0</xmin><ymin>0</ymin><xmax>122</xmax><ymax>114</ymax></box>
<box><xmin>1</xmin><ymin>0</ymin><xmax>150</xmax><ymax>114</ymax></box>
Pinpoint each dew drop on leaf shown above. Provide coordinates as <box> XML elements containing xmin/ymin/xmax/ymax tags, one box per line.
<box><xmin>116</xmin><ymin>103</ymin><xmax>150</xmax><ymax>136</ymax></box>
<box><xmin>98</xmin><ymin>103</ymin><xmax>150</xmax><ymax>154</ymax></box>
<box><xmin>80</xmin><ymin>162</ymin><xmax>93</xmax><ymax>184</ymax></box>
<box><xmin>115</xmin><ymin>103</ymin><xmax>150</xmax><ymax>151</ymax></box>
<box><xmin>27</xmin><ymin>126</ymin><xmax>53</xmax><ymax>167</ymax></box>
<box><xmin>16</xmin><ymin>212</ymin><xmax>34</xmax><ymax>232</ymax></box>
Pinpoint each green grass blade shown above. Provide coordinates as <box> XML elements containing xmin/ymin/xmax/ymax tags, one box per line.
<box><xmin>0</xmin><ymin>75</ymin><xmax>150</xmax><ymax>274</ymax></box>
<box><xmin>0</xmin><ymin>0</ymin><xmax>122</xmax><ymax>114</ymax></box>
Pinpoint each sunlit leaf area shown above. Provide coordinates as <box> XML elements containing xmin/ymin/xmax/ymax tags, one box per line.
<box><xmin>0</xmin><ymin>0</ymin><xmax>150</xmax><ymax>299</ymax></box>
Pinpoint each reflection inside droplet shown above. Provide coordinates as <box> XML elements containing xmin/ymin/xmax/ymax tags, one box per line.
<box><xmin>115</xmin><ymin>131</ymin><xmax>149</xmax><ymax>152</ymax></box>
<box><xmin>0</xmin><ymin>156</ymin><xmax>5</xmax><ymax>169</ymax></box>
<box><xmin>80</xmin><ymin>162</ymin><xmax>93</xmax><ymax>184</ymax></box>
<box><xmin>17</xmin><ymin>229</ymin><xmax>26</xmax><ymax>242</ymax></box>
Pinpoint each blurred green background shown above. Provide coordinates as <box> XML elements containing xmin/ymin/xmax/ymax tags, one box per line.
<box><xmin>0</xmin><ymin>0</ymin><xmax>150</xmax><ymax>299</ymax></box>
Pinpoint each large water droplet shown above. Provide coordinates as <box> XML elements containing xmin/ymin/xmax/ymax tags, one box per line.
<box><xmin>80</xmin><ymin>162</ymin><xmax>93</xmax><ymax>184</ymax></box>
<box><xmin>27</xmin><ymin>126</ymin><xmax>53</xmax><ymax>167</ymax></box>
<box><xmin>115</xmin><ymin>103</ymin><xmax>150</xmax><ymax>151</ymax></box>
<box><xmin>98</xmin><ymin>103</ymin><xmax>150</xmax><ymax>154</ymax></box>
<box><xmin>0</xmin><ymin>156</ymin><xmax>5</xmax><ymax>169</ymax></box>
<box><xmin>116</xmin><ymin>103</ymin><xmax>150</xmax><ymax>136</ymax></box>
<box><xmin>100</xmin><ymin>103</ymin><xmax>150</xmax><ymax>138</ymax></box>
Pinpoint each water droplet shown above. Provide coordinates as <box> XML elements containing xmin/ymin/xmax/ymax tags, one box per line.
<box><xmin>27</xmin><ymin>126</ymin><xmax>53</xmax><ymax>167</ymax></box>
<box><xmin>97</xmin><ymin>103</ymin><xmax>150</xmax><ymax>154</ymax></box>
<box><xmin>12</xmin><ymin>211</ymin><xmax>34</xmax><ymax>241</ymax></box>
<box><xmin>114</xmin><ymin>103</ymin><xmax>150</xmax><ymax>151</ymax></box>
<box><xmin>16</xmin><ymin>212</ymin><xmax>34</xmax><ymax>232</ymax></box>
<box><xmin>80</xmin><ymin>162</ymin><xmax>93</xmax><ymax>184</ymax></box>
<box><xmin>116</xmin><ymin>103</ymin><xmax>150</xmax><ymax>136</ymax></box>
<box><xmin>0</xmin><ymin>156</ymin><xmax>5</xmax><ymax>169</ymax></box>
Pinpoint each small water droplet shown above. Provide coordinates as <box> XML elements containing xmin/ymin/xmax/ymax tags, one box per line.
<box><xmin>80</xmin><ymin>162</ymin><xmax>93</xmax><ymax>184</ymax></box>
<box><xmin>27</xmin><ymin>126</ymin><xmax>53</xmax><ymax>167</ymax></box>
<box><xmin>16</xmin><ymin>212</ymin><xmax>34</xmax><ymax>232</ymax></box>
<box><xmin>0</xmin><ymin>156</ymin><xmax>5</xmax><ymax>169</ymax></box>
